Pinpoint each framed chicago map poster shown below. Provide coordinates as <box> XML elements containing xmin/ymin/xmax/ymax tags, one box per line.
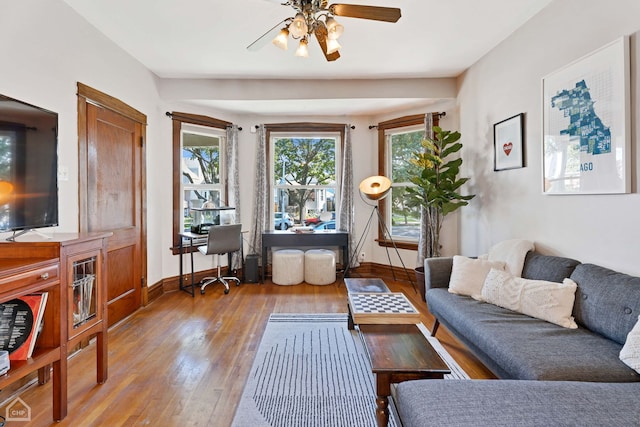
<box><xmin>542</xmin><ymin>36</ymin><xmax>630</xmax><ymax>195</ymax></box>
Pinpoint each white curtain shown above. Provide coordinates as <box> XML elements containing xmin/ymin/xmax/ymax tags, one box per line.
<box><xmin>338</xmin><ymin>125</ymin><xmax>358</xmax><ymax>268</ymax></box>
<box><xmin>417</xmin><ymin>113</ymin><xmax>435</xmax><ymax>267</ymax></box>
<box><xmin>225</xmin><ymin>125</ymin><xmax>242</xmax><ymax>270</ymax></box>
<box><xmin>249</xmin><ymin>125</ymin><xmax>269</xmax><ymax>263</ymax></box>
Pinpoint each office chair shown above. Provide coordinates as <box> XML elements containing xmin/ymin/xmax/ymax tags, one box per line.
<box><xmin>197</xmin><ymin>223</ymin><xmax>242</xmax><ymax>295</ymax></box>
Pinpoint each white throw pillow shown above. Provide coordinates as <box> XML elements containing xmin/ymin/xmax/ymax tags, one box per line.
<box><xmin>620</xmin><ymin>315</ymin><xmax>640</xmax><ymax>374</ymax></box>
<box><xmin>487</xmin><ymin>239</ymin><xmax>535</xmax><ymax>277</ymax></box>
<box><xmin>481</xmin><ymin>268</ymin><xmax>578</xmax><ymax>329</ymax></box>
<box><xmin>448</xmin><ymin>256</ymin><xmax>506</xmax><ymax>301</ymax></box>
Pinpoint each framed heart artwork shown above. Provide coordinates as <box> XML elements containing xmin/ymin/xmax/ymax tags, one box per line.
<box><xmin>493</xmin><ymin>113</ymin><xmax>524</xmax><ymax>171</ymax></box>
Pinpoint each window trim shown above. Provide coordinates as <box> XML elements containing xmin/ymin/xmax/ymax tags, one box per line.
<box><xmin>376</xmin><ymin>113</ymin><xmax>440</xmax><ymax>250</ymax></box>
<box><xmin>171</xmin><ymin>111</ymin><xmax>231</xmax><ymax>254</ymax></box>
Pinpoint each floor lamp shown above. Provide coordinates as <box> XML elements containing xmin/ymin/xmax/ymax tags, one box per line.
<box><xmin>344</xmin><ymin>175</ymin><xmax>417</xmax><ymax>293</ymax></box>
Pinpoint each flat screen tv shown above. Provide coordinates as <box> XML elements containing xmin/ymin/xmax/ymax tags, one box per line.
<box><xmin>0</xmin><ymin>94</ymin><xmax>58</xmax><ymax>240</ymax></box>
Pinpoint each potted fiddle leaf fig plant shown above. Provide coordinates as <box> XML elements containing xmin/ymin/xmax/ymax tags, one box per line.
<box><xmin>405</xmin><ymin>126</ymin><xmax>475</xmax><ymax>258</ymax></box>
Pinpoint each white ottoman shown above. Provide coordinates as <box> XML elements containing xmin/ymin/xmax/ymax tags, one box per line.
<box><xmin>304</xmin><ymin>249</ymin><xmax>336</xmax><ymax>285</ymax></box>
<box><xmin>272</xmin><ymin>249</ymin><xmax>304</xmax><ymax>285</ymax></box>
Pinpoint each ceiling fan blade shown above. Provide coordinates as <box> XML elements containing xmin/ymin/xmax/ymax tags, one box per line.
<box><xmin>247</xmin><ymin>19</ymin><xmax>288</xmax><ymax>51</ymax></box>
<box><xmin>314</xmin><ymin>25</ymin><xmax>340</xmax><ymax>62</ymax></box>
<box><xmin>329</xmin><ymin>4</ymin><xmax>401</xmax><ymax>22</ymax></box>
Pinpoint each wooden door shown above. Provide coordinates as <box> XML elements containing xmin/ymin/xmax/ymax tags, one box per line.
<box><xmin>77</xmin><ymin>83</ymin><xmax>147</xmax><ymax>326</ymax></box>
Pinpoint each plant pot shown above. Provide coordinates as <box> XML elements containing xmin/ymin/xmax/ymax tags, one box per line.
<box><xmin>414</xmin><ymin>266</ymin><xmax>426</xmax><ymax>302</ymax></box>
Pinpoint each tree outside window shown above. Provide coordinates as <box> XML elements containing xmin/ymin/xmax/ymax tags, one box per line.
<box><xmin>376</xmin><ymin>114</ymin><xmax>438</xmax><ymax>250</ymax></box>
<box><xmin>387</xmin><ymin>126</ymin><xmax>425</xmax><ymax>241</ymax></box>
<box><xmin>170</xmin><ymin>112</ymin><xmax>232</xmax><ymax>254</ymax></box>
<box><xmin>272</xmin><ymin>134</ymin><xmax>338</xmax><ymax>229</ymax></box>
<box><xmin>181</xmin><ymin>126</ymin><xmax>224</xmax><ymax>232</ymax></box>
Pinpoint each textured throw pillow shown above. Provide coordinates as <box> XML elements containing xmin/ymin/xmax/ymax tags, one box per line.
<box><xmin>487</xmin><ymin>239</ymin><xmax>535</xmax><ymax>277</ymax></box>
<box><xmin>620</xmin><ymin>315</ymin><xmax>640</xmax><ymax>373</ymax></box>
<box><xmin>481</xmin><ymin>268</ymin><xmax>578</xmax><ymax>328</ymax></box>
<box><xmin>448</xmin><ymin>256</ymin><xmax>506</xmax><ymax>301</ymax></box>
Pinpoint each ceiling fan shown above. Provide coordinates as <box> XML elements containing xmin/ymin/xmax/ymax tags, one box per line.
<box><xmin>247</xmin><ymin>0</ymin><xmax>401</xmax><ymax>61</ymax></box>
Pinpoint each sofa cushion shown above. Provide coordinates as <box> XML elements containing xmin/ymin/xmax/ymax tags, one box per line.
<box><xmin>481</xmin><ymin>268</ymin><xmax>578</xmax><ymax>328</ymax></box>
<box><xmin>487</xmin><ymin>239</ymin><xmax>534</xmax><ymax>276</ymax></box>
<box><xmin>571</xmin><ymin>263</ymin><xmax>640</xmax><ymax>345</ymax></box>
<box><xmin>521</xmin><ymin>251</ymin><xmax>581</xmax><ymax>282</ymax></box>
<box><xmin>620</xmin><ymin>315</ymin><xmax>640</xmax><ymax>373</ymax></box>
<box><xmin>426</xmin><ymin>288</ymin><xmax>640</xmax><ymax>382</ymax></box>
<box><xmin>395</xmin><ymin>380</ymin><xmax>640</xmax><ymax>427</ymax></box>
<box><xmin>448</xmin><ymin>256</ymin><xmax>505</xmax><ymax>300</ymax></box>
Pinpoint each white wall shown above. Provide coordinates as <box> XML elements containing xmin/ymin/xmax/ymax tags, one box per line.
<box><xmin>457</xmin><ymin>0</ymin><xmax>640</xmax><ymax>275</ymax></box>
<box><xmin>0</xmin><ymin>0</ymin><xmax>168</xmax><ymax>286</ymax></box>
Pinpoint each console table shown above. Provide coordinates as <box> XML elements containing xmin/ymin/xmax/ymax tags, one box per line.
<box><xmin>261</xmin><ymin>230</ymin><xmax>349</xmax><ymax>283</ymax></box>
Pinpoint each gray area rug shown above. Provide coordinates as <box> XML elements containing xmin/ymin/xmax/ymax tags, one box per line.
<box><xmin>231</xmin><ymin>313</ymin><xmax>468</xmax><ymax>427</ymax></box>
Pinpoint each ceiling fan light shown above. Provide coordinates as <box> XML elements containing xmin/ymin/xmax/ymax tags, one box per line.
<box><xmin>325</xmin><ymin>16</ymin><xmax>344</xmax><ymax>40</ymax></box>
<box><xmin>272</xmin><ymin>28</ymin><xmax>289</xmax><ymax>50</ymax></box>
<box><xmin>325</xmin><ymin>38</ymin><xmax>341</xmax><ymax>55</ymax></box>
<box><xmin>295</xmin><ymin>37</ymin><xmax>309</xmax><ymax>58</ymax></box>
<box><xmin>289</xmin><ymin>13</ymin><xmax>308</xmax><ymax>38</ymax></box>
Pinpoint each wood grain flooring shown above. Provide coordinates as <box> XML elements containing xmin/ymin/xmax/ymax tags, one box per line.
<box><xmin>14</xmin><ymin>277</ymin><xmax>495</xmax><ymax>426</ymax></box>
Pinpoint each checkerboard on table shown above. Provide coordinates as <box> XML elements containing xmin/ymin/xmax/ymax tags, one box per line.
<box><xmin>348</xmin><ymin>292</ymin><xmax>420</xmax><ymax>324</ymax></box>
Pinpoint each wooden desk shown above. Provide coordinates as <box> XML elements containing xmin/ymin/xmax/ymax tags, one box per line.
<box><xmin>261</xmin><ymin>230</ymin><xmax>349</xmax><ymax>283</ymax></box>
<box><xmin>359</xmin><ymin>324</ymin><xmax>450</xmax><ymax>427</ymax></box>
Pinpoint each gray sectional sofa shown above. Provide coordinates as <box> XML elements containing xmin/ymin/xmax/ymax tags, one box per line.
<box><xmin>394</xmin><ymin>251</ymin><xmax>640</xmax><ymax>426</ymax></box>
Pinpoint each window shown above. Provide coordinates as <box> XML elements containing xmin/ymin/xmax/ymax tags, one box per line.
<box><xmin>377</xmin><ymin>114</ymin><xmax>439</xmax><ymax>249</ymax></box>
<box><xmin>181</xmin><ymin>124</ymin><xmax>225</xmax><ymax>232</ymax></box>
<box><xmin>386</xmin><ymin>124</ymin><xmax>425</xmax><ymax>242</ymax></box>
<box><xmin>171</xmin><ymin>112</ymin><xmax>231</xmax><ymax>253</ymax></box>
<box><xmin>266</xmin><ymin>123</ymin><xmax>343</xmax><ymax>230</ymax></box>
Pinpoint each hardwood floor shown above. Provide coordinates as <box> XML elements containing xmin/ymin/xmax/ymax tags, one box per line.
<box><xmin>16</xmin><ymin>277</ymin><xmax>495</xmax><ymax>426</ymax></box>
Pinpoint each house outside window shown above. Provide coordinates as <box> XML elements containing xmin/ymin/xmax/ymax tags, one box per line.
<box><xmin>270</xmin><ymin>130</ymin><xmax>340</xmax><ymax>229</ymax></box>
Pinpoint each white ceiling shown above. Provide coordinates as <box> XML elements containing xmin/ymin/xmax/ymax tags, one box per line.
<box><xmin>62</xmin><ymin>0</ymin><xmax>552</xmax><ymax>116</ymax></box>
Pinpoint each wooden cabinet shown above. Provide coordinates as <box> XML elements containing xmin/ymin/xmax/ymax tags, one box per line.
<box><xmin>0</xmin><ymin>257</ymin><xmax>65</xmax><ymax>420</ymax></box>
<box><xmin>0</xmin><ymin>232</ymin><xmax>110</xmax><ymax>421</ymax></box>
<box><xmin>60</xmin><ymin>235</ymin><xmax>109</xmax><ymax>384</ymax></box>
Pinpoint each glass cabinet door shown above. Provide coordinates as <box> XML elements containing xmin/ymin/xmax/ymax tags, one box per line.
<box><xmin>72</xmin><ymin>257</ymin><xmax>97</xmax><ymax>328</ymax></box>
<box><xmin>68</xmin><ymin>251</ymin><xmax>101</xmax><ymax>338</ymax></box>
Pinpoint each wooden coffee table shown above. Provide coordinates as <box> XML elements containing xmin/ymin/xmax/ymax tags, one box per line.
<box><xmin>359</xmin><ymin>324</ymin><xmax>450</xmax><ymax>427</ymax></box>
<box><xmin>345</xmin><ymin>278</ymin><xmax>450</xmax><ymax>426</ymax></box>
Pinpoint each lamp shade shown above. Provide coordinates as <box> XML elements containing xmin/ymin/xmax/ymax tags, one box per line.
<box><xmin>325</xmin><ymin>17</ymin><xmax>344</xmax><ymax>40</ymax></box>
<box><xmin>295</xmin><ymin>37</ymin><xmax>309</xmax><ymax>57</ymax></box>
<box><xmin>359</xmin><ymin>175</ymin><xmax>391</xmax><ymax>201</ymax></box>
<box><xmin>289</xmin><ymin>13</ymin><xmax>308</xmax><ymax>38</ymax></box>
<box><xmin>272</xmin><ymin>28</ymin><xmax>289</xmax><ymax>50</ymax></box>
<box><xmin>325</xmin><ymin>38</ymin><xmax>341</xmax><ymax>55</ymax></box>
